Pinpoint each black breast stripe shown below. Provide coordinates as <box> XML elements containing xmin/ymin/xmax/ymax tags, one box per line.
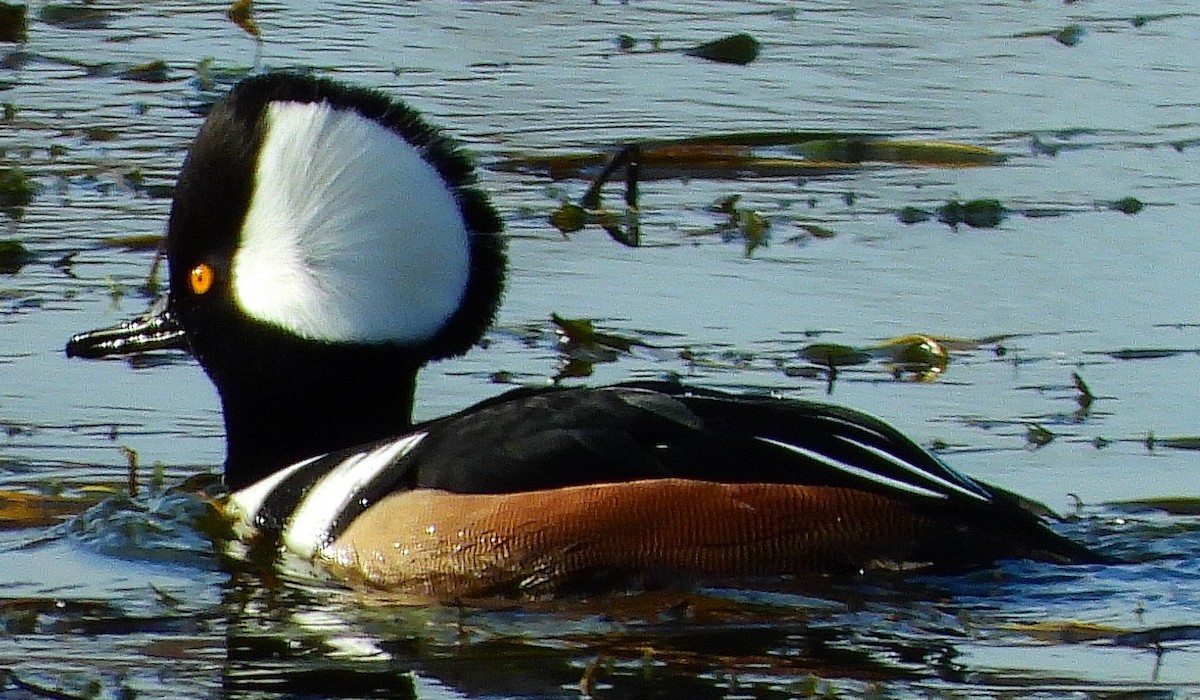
<box><xmin>252</xmin><ymin>438</ymin><xmax>396</xmax><ymax>533</ymax></box>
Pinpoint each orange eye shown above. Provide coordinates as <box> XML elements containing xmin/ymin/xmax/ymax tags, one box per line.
<box><xmin>189</xmin><ymin>263</ymin><xmax>214</xmax><ymax>295</ymax></box>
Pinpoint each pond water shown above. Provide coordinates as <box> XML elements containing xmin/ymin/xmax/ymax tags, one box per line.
<box><xmin>3</xmin><ymin>1</ymin><xmax>1200</xmax><ymax>698</ymax></box>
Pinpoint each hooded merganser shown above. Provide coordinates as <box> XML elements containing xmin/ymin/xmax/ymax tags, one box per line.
<box><xmin>66</xmin><ymin>72</ymin><xmax>1104</xmax><ymax>596</ymax></box>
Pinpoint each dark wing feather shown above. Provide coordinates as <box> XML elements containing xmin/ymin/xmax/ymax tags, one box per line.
<box><xmin>405</xmin><ymin>381</ymin><xmax>988</xmax><ymax>504</ymax></box>
<box><xmin>264</xmin><ymin>381</ymin><xmax>1103</xmax><ymax>566</ymax></box>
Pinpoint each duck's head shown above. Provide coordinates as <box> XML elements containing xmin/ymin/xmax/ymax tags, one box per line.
<box><xmin>67</xmin><ymin>72</ymin><xmax>505</xmax><ymax>488</ymax></box>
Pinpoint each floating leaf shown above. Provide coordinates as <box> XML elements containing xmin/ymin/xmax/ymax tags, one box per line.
<box><xmin>799</xmin><ymin>343</ymin><xmax>871</xmax><ymax>367</ymax></box>
<box><xmin>709</xmin><ymin>193</ymin><xmax>740</xmax><ymax>215</ymax></box>
<box><xmin>793</xmin><ymin>139</ymin><xmax>1004</xmax><ymax>166</ymax></box>
<box><xmin>97</xmin><ymin>235</ymin><xmax>163</xmax><ymax>252</ymax></box>
<box><xmin>0</xmin><ymin>240</ymin><xmax>30</xmax><ymax>272</ymax></box>
<box><xmin>549</xmin><ymin>202</ymin><xmax>587</xmax><ymax>234</ymax></box>
<box><xmin>494</xmin><ymin>132</ymin><xmax>1002</xmax><ymax>181</ymax></box>
<box><xmin>1072</xmin><ymin>372</ymin><xmax>1094</xmax><ymax>409</ymax></box>
<box><xmin>897</xmin><ymin>207</ymin><xmax>932</xmax><ymax>224</ymax></box>
<box><xmin>1106</xmin><ymin>348</ymin><xmax>1188</xmax><ymax>360</ymax></box>
<box><xmin>1108</xmin><ymin>497</ymin><xmax>1200</xmax><ymax>515</ymax></box>
<box><xmin>227</xmin><ymin>0</ymin><xmax>260</xmax><ymax>39</ymax></box>
<box><xmin>1054</xmin><ymin>24</ymin><xmax>1085</xmax><ymax>46</ymax></box>
<box><xmin>1026</xmin><ymin>424</ymin><xmax>1055</xmax><ymax>447</ymax></box>
<box><xmin>552</xmin><ymin>313</ymin><xmax>637</xmax><ymax>354</ymax></box>
<box><xmin>797</xmin><ymin>223</ymin><xmax>836</xmax><ymax>239</ymax></box>
<box><xmin>121</xmin><ymin>59</ymin><xmax>170</xmax><ymax>83</ymax></box>
<box><xmin>1114</xmin><ymin>625</ymin><xmax>1200</xmax><ymax>646</ymax></box>
<box><xmin>684</xmin><ymin>33</ymin><xmax>760</xmax><ymax>65</ymax></box>
<box><xmin>0</xmin><ymin>239</ymin><xmax>31</xmax><ymax>273</ymax></box>
<box><xmin>0</xmin><ymin>2</ymin><xmax>27</xmax><ymax>42</ymax></box>
<box><xmin>1004</xmin><ymin>620</ymin><xmax>1125</xmax><ymax>643</ymax></box>
<box><xmin>0</xmin><ymin>166</ymin><xmax>34</xmax><ymax>219</ymax></box>
<box><xmin>1155</xmin><ymin>436</ymin><xmax>1200</xmax><ymax>451</ymax></box>
<box><xmin>0</xmin><ymin>489</ymin><xmax>90</xmax><ymax>528</ymax></box>
<box><xmin>1108</xmin><ymin>196</ymin><xmax>1144</xmax><ymax>215</ymax></box>
<box><xmin>741</xmin><ymin>209</ymin><xmax>769</xmax><ymax>257</ymax></box>
<box><xmin>937</xmin><ymin>199</ymin><xmax>1006</xmax><ymax>229</ymax></box>
<box><xmin>39</xmin><ymin>3</ymin><xmax>112</xmax><ymax>29</ymax></box>
<box><xmin>83</xmin><ymin>126</ymin><xmax>119</xmax><ymax>142</ymax></box>
<box><xmin>872</xmin><ymin>334</ymin><xmax>949</xmax><ymax>377</ymax></box>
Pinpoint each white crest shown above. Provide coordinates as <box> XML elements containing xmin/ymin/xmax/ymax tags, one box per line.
<box><xmin>232</xmin><ymin>100</ymin><xmax>471</xmax><ymax>344</ymax></box>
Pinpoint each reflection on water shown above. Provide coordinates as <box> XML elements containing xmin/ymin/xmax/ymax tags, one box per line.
<box><xmin>3</xmin><ymin>0</ymin><xmax>1200</xmax><ymax>697</ymax></box>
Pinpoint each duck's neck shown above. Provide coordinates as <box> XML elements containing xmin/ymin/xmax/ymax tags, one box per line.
<box><xmin>215</xmin><ymin>356</ymin><xmax>420</xmax><ymax>491</ymax></box>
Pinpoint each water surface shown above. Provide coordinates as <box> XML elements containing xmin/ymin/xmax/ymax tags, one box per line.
<box><xmin>3</xmin><ymin>1</ymin><xmax>1200</xmax><ymax>697</ymax></box>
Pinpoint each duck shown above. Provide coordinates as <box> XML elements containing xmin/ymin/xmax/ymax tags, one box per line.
<box><xmin>66</xmin><ymin>72</ymin><xmax>1105</xmax><ymax>597</ymax></box>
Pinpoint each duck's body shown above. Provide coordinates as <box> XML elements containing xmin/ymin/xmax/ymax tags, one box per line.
<box><xmin>67</xmin><ymin>72</ymin><xmax>1103</xmax><ymax>597</ymax></box>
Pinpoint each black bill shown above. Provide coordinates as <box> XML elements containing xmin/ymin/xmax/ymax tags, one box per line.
<box><xmin>65</xmin><ymin>295</ymin><xmax>188</xmax><ymax>359</ymax></box>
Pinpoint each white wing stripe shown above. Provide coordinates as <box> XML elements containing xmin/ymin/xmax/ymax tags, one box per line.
<box><xmin>228</xmin><ymin>454</ymin><xmax>323</xmax><ymax>531</ymax></box>
<box><xmin>755</xmin><ymin>436</ymin><xmax>947</xmax><ymax>500</ymax></box>
<box><xmin>284</xmin><ymin>433</ymin><xmax>426</xmax><ymax>557</ymax></box>
<box><xmin>832</xmin><ymin>434</ymin><xmax>991</xmax><ymax>503</ymax></box>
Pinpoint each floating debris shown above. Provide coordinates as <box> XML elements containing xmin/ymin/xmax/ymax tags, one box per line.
<box><xmin>684</xmin><ymin>33</ymin><xmax>760</xmax><ymax>65</ymax></box>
